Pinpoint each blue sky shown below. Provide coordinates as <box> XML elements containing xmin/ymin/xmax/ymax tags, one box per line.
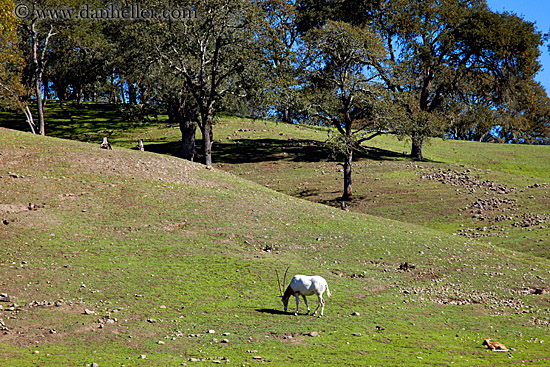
<box><xmin>486</xmin><ymin>0</ymin><xmax>550</xmax><ymax>92</ymax></box>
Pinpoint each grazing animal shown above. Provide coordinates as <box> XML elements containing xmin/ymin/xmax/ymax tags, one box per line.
<box><xmin>482</xmin><ymin>339</ymin><xmax>508</xmax><ymax>352</ymax></box>
<box><xmin>137</xmin><ymin>139</ymin><xmax>144</xmax><ymax>151</ymax></box>
<box><xmin>276</xmin><ymin>268</ymin><xmax>331</xmax><ymax>317</ymax></box>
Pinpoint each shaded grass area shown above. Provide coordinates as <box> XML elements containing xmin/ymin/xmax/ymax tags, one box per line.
<box><xmin>0</xmin><ymin>128</ymin><xmax>549</xmax><ymax>365</ymax></box>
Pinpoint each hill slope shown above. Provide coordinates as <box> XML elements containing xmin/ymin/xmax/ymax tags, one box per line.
<box><xmin>0</xmin><ymin>127</ymin><xmax>549</xmax><ymax>366</ymax></box>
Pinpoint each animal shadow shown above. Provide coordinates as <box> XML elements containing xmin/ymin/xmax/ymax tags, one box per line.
<box><xmin>256</xmin><ymin>308</ymin><xmax>287</xmax><ymax>315</ymax></box>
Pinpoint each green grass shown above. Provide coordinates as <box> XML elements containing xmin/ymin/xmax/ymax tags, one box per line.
<box><xmin>1</xmin><ymin>105</ymin><xmax>549</xmax><ymax>365</ymax></box>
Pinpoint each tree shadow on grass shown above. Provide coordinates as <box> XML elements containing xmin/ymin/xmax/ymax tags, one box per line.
<box><xmin>145</xmin><ymin>137</ymin><xmax>414</xmax><ymax>164</ymax></box>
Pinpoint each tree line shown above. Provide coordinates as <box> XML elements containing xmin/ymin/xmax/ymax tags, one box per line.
<box><xmin>1</xmin><ymin>0</ymin><xmax>549</xmax><ymax>200</ymax></box>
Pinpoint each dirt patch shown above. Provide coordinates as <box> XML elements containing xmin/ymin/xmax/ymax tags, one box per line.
<box><xmin>0</xmin><ymin>203</ymin><xmax>29</xmax><ymax>214</ymax></box>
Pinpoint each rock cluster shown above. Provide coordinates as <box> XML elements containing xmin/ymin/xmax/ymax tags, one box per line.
<box><xmin>512</xmin><ymin>213</ymin><xmax>549</xmax><ymax>228</ymax></box>
<box><xmin>421</xmin><ymin>169</ymin><xmax>515</xmax><ymax>194</ymax></box>
<box><xmin>403</xmin><ymin>284</ymin><xmax>530</xmax><ymax>314</ymax></box>
<box><xmin>469</xmin><ymin>197</ymin><xmax>517</xmax><ymax>214</ymax></box>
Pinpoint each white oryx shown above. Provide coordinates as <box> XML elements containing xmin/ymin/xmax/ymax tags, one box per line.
<box><xmin>276</xmin><ymin>268</ymin><xmax>331</xmax><ymax>317</ymax></box>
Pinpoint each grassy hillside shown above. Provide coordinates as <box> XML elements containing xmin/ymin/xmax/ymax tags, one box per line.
<box><xmin>0</xmin><ymin>125</ymin><xmax>549</xmax><ymax>365</ymax></box>
<box><xmin>8</xmin><ymin>103</ymin><xmax>549</xmax><ymax>261</ymax></box>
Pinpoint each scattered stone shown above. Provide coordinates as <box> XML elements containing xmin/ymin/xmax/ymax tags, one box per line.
<box><xmin>91</xmin><ymin>363</ymin><xmax>99</xmax><ymax>367</ymax></box>
<box><xmin>221</xmin><ymin>339</ymin><xmax>229</xmax><ymax>343</ymax></box>
<box><xmin>139</xmin><ymin>354</ymin><xmax>147</xmax><ymax>359</ymax></box>
<box><xmin>158</xmin><ymin>340</ymin><xmax>165</xmax><ymax>345</ymax></box>
<box><xmin>84</xmin><ymin>309</ymin><xmax>95</xmax><ymax>315</ymax></box>
<box><xmin>350</xmin><ymin>333</ymin><xmax>362</xmax><ymax>337</ymax></box>
<box><xmin>399</xmin><ymin>262</ymin><xmax>415</xmax><ymax>272</ymax></box>
<box><xmin>207</xmin><ymin>329</ymin><xmax>215</xmax><ymax>334</ymax></box>
<box><xmin>308</xmin><ymin>331</ymin><xmax>319</xmax><ymax>337</ymax></box>
<box><xmin>513</xmin><ymin>213</ymin><xmax>549</xmax><ymax>228</ymax></box>
<box><xmin>422</xmin><ymin>169</ymin><xmax>514</xmax><ymax>194</ymax></box>
<box><xmin>0</xmin><ymin>294</ymin><xmax>11</xmax><ymax>302</ymax></box>
<box><xmin>351</xmin><ymin>312</ymin><xmax>360</xmax><ymax>316</ymax></box>
<box><xmin>147</xmin><ymin>319</ymin><xmax>157</xmax><ymax>323</ymax></box>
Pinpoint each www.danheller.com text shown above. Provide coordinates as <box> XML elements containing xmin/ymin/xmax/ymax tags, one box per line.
<box><xmin>14</xmin><ymin>2</ymin><xmax>197</xmax><ymax>21</ymax></box>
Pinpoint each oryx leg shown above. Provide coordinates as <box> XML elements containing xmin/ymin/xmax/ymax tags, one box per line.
<box><xmin>302</xmin><ymin>295</ymin><xmax>310</xmax><ymax>315</ymax></box>
<box><xmin>312</xmin><ymin>294</ymin><xmax>325</xmax><ymax>317</ymax></box>
<box><xmin>294</xmin><ymin>294</ymin><xmax>300</xmax><ymax>316</ymax></box>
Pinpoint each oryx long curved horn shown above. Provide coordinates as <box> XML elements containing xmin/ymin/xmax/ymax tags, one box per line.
<box><xmin>283</xmin><ymin>266</ymin><xmax>290</xmax><ymax>292</ymax></box>
<box><xmin>276</xmin><ymin>269</ymin><xmax>283</xmax><ymax>296</ymax></box>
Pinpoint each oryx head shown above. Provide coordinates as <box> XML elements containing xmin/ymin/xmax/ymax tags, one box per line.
<box><xmin>276</xmin><ymin>266</ymin><xmax>290</xmax><ymax>311</ymax></box>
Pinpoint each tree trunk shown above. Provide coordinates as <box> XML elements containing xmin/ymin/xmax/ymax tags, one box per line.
<box><xmin>168</xmin><ymin>96</ymin><xmax>197</xmax><ymax>161</ymax></box>
<box><xmin>202</xmin><ymin>118</ymin><xmax>214</xmax><ymax>168</ymax></box>
<box><xmin>342</xmin><ymin>150</ymin><xmax>353</xmax><ymax>201</ymax></box>
<box><xmin>282</xmin><ymin>105</ymin><xmax>293</xmax><ymax>124</ymax></box>
<box><xmin>76</xmin><ymin>86</ymin><xmax>84</xmax><ymax>106</ymax></box>
<box><xmin>23</xmin><ymin>105</ymin><xmax>36</xmax><ymax>134</ymax></box>
<box><xmin>128</xmin><ymin>84</ymin><xmax>137</xmax><ymax>105</ymax></box>
<box><xmin>410</xmin><ymin>133</ymin><xmax>424</xmax><ymax>160</ymax></box>
<box><xmin>180</xmin><ymin>120</ymin><xmax>197</xmax><ymax>161</ymax></box>
<box><xmin>35</xmin><ymin>77</ymin><xmax>45</xmax><ymax>136</ymax></box>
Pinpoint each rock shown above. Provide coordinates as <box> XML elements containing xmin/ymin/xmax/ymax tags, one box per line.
<box><xmin>0</xmin><ymin>294</ymin><xmax>10</xmax><ymax>302</ymax></box>
<box><xmin>91</xmin><ymin>363</ymin><xmax>99</xmax><ymax>367</ymax></box>
<box><xmin>351</xmin><ymin>312</ymin><xmax>360</xmax><ymax>316</ymax></box>
<box><xmin>207</xmin><ymin>329</ymin><xmax>215</xmax><ymax>334</ymax></box>
<box><xmin>482</xmin><ymin>339</ymin><xmax>508</xmax><ymax>352</ymax></box>
<box><xmin>308</xmin><ymin>331</ymin><xmax>319</xmax><ymax>337</ymax></box>
<box><xmin>399</xmin><ymin>262</ymin><xmax>415</xmax><ymax>271</ymax></box>
<box><xmin>139</xmin><ymin>354</ymin><xmax>147</xmax><ymax>359</ymax></box>
<box><xmin>84</xmin><ymin>309</ymin><xmax>95</xmax><ymax>315</ymax></box>
<box><xmin>221</xmin><ymin>339</ymin><xmax>229</xmax><ymax>343</ymax></box>
<box><xmin>350</xmin><ymin>333</ymin><xmax>362</xmax><ymax>337</ymax></box>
